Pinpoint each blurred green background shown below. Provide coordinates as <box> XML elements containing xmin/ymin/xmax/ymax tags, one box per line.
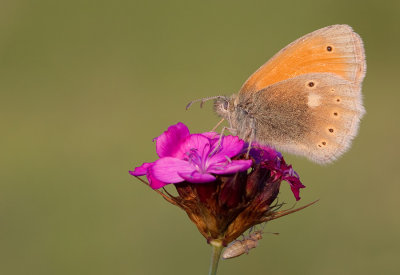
<box><xmin>1</xmin><ymin>0</ymin><xmax>399</xmax><ymax>274</ymax></box>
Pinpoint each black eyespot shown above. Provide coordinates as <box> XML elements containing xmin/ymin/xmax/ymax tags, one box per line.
<box><xmin>308</xmin><ymin>82</ymin><xmax>315</xmax><ymax>87</ymax></box>
<box><xmin>329</xmin><ymin>128</ymin><xmax>334</xmax><ymax>133</ymax></box>
<box><xmin>322</xmin><ymin>141</ymin><xmax>326</xmax><ymax>145</ymax></box>
<box><xmin>336</xmin><ymin>98</ymin><xmax>340</xmax><ymax>102</ymax></box>
<box><xmin>327</xmin><ymin>46</ymin><xmax>332</xmax><ymax>52</ymax></box>
<box><xmin>333</xmin><ymin>112</ymin><xmax>338</xmax><ymax>116</ymax></box>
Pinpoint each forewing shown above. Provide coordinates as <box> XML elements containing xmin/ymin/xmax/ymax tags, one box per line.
<box><xmin>239</xmin><ymin>25</ymin><xmax>366</xmax><ymax>95</ymax></box>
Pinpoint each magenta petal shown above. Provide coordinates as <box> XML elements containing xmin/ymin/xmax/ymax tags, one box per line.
<box><xmin>201</xmin><ymin>132</ymin><xmax>219</xmax><ymax>139</ymax></box>
<box><xmin>129</xmin><ymin>170</ymin><xmax>137</xmax><ymax>176</ymax></box>
<box><xmin>151</xmin><ymin>157</ymin><xmax>195</xmax><ymax>183</ymax></box>
<box><xmin>179</xmin><ymin>171</ymin><xmax>216</xmax><ymax>183</ymax></box>
<box><xmin>284</xmin><ymin>176</ymin><xmax>306</xmax><ymax>201</ymax></box>
<box><xmin>129</xmin><ymin>162</ymin><xmax>168</xmax><ymax>189</ymax></box>
<box><xmin>175</xmin><ymin>134</ymin><xmax>212</xmax><ymax>159</ymax></box>
<box><xmin>220</xmin><ymin>136</ymin><xmax>245</xmax><ymax>157</ymax></box>
<box><xmin>208</xmin><ymin>160</ymin><xmax>253</xmax><ymax>174</ymax></box>
<box><xmin>147</xmin><ymin>171</ymin><xmax>169</xmax><ymax>189</ymax></box>
<box><xmin>249</xmin><ymin>143</ymin><xmax>281</xmax><ymax>163</ymax></box>
<box><xmin>155</xmin><ymin>122</ymin><xmax>190</xmax><ymax>158</ymax></box>
<box><xmin>201</xmin><ymin>132</ymin><xmax>220</xmax><ymax>144</ymax></box>
<box><xmin>209</xmin><ymin>136</ymin><xmax>245</xmax><ymax>163</ymax></box>
<box><xmin>129</xmin><ymin>162</ymin><xmax>153</xmax><ymax>176</ymax></box>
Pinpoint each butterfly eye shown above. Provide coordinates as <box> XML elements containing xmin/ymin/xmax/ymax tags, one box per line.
<box><xmin>223</xmin><ymin>101</ymin><xmax>229</xmax><ymax>110</ymax></box>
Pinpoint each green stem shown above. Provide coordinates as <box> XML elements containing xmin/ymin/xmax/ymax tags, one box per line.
<box><xmin>209</xmin><ymin>240</ymin><xmax>223</xmax><ymax>275</ymax></box>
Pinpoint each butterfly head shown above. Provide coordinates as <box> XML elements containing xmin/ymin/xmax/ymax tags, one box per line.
<box><xmin>214</xmin><ymin>95</ymin><xmax>237</xmax><ymax>120</ymax></box>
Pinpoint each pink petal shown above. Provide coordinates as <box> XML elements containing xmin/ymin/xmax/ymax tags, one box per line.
<box><xmin>151</xmin><ymin>157</ymin><xmax>195</xmax><ymax>183</ymax></box>
<box><xmin>248</xmin><ymin>143</ymin><xmax>281</xmax><ymax>163</ymax></box>
<box><xmin>175</xmin><ymin>134</ymin><xmax>211</xmax><ymax>159</ymax></box>
<box><xmin>209</xmin><ymin>136</ymin><xmax>245</xmax><ymax>163</ymax></box>
<box><xmin>201</xmin><ymin>132</ymin><xmax>220</xmax><ymax>143</ymax></box>
<box><xmin>284</xmin><ymin>176</ymin><xmax>306</xmax><ymax>201</ymax></box>
<box><xmin>207</xmin><ymin>160</ymin><xmax>252</xmax><ymax>174</ymax></box>
<box><xmin>147</xmin><ymin>170</ymin><xmax>169</xmax><ymax>189</ymax></box>
<box><xmin>178</xmin><ymin>171</ymin><xmax>216</xmax><ymax>183</ymax></box>
<box><xmin>129</xmin><ymin>162</ymin><xmax>154</xmax><ymax>176</ymax></box>
<box><xmin>155</xmin><ymin>122</ymin><xmax>190</xmax><ymax>158</ymax></box>
<box><xmin>129</xmin><ymin>162</ymin><xmax>169</xmax><ymax>189</ymax></box>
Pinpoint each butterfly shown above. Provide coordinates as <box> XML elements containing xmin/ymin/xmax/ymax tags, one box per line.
<box><xmin>189</xmin><ymin>25</ymin><xmax>366</xmax><ymax>164</ymax></box>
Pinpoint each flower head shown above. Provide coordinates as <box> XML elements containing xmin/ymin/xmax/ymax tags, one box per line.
<box><xmin>130</xmin><ymin>122</ymin><xmax>252</xmax><ymax>188</ymax></box>
<box><xmin>130</xmin><ymin>122</ymin><xmax>312</xmax><ymax>246</ymax></box>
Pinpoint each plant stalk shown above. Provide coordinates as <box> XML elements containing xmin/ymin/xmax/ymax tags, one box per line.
<box><xmin>209</xmin><ymin>240</ymin><xmax>223</xmax><ymax>275</ymax></box>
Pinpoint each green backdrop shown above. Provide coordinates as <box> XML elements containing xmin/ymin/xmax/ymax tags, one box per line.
<box><xmin>1</xmin><ymin>0</ymin><xmax>399</xmax><ymax>274</ymax></box>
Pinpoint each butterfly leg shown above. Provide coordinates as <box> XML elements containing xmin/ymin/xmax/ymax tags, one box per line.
<box><xmin>211</xmin><ymin>118</ymin><xmax>225</xmax><ymax>132</ymax></box>
<box><xmin>245</xmin><ymin>118</ymin><xmax>257</xmax><ymax>158</ymax></box>
<box><xmin>209</xmin><ymin>126</ymin><xmax>237</xmax><ymax>156</ymax></box>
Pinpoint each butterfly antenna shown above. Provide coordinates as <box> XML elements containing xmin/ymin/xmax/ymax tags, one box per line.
<box><xmin>186</xmin><ymin>95</ymin><xmax>226</xmax><ymax>110</ymax></box>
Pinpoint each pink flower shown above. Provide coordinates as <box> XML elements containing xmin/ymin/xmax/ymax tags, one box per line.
<box><xmin>130</xmin><ymin>122</ymin><xmax>312</xmax><ymax>246</ymax></box>
<box><xmin>130</xmin><ymin>122</ymin><xmax>252</xmax><ymax>189</ymax></box>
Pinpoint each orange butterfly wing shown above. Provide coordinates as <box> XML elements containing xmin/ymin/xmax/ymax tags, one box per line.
<box><xmin>239</xmin><ymin>25</ymin><xmax>366</xmax><ymax>95</ymax></box>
